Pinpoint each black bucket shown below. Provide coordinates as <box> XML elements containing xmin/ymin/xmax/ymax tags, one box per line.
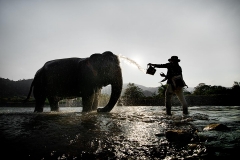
<box><xmin>146</xmin><ymin>64</ymin><xmax>156</xmax><ymax>75</ymax></box>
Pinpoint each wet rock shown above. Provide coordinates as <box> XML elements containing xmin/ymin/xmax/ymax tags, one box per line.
<box><xmin>155</xmin><ymin>133</ymin><xmax>165</xmax><ymax>137</ymax></box>
<box><xmin>142</xmin><ymin>118</ymin><xmax>155</xmax><ymax>123</ymax></box>
<box><xmin>203</xmin><ymin>123</ymin><xmax>229</xmax><ymax>131</ymax></box>
<box><xmin>197</xmin><ymin>132</ymin><xmax>218</xmax><ymax>142</ymax></box>
<box><xmin>165</xmin><ymin>130</ymin><xmax>193</xmax><ymax>143</ymax></box>
<box><xmin>188</xmin><ymin>143</ymin><xmax>198</xmax><ymax>149</ymax></box>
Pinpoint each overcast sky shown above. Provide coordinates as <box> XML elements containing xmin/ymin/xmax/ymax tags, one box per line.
<box><xmin>0</xmin><ymin>0</ymin><xmax>239</xmax><ymax>88</ymax></box>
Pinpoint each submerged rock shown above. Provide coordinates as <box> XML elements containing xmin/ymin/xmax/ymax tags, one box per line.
<box><xmin>165</xmin><ymin>130</ymin><xmax>193</xmax><ymax>143</ymax></box>
<box><xmin>203</xmin><ymin>123</ymin><xmax>229</xmax><ymax>131</ymax></box>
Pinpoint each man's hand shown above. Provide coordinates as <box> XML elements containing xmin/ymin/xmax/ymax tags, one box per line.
<box><xmin>148</xmin><ymin>63</ymin><xmax>155</xmax><ymax>66</ymax></box>
<box><xmin>160</xmin><ymin>72</ymin><xmax>166</xmax><ymax>77</ymax></box>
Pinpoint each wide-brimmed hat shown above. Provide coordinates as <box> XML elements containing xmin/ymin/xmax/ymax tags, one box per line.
<box><xmin>168</xmin><ymin>56</ymin><xmax>180</xmax><ymax>62</ymax></box>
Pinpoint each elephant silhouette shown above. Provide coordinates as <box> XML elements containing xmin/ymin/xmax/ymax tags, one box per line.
<box><xmin>24</xmin><ymin>51</ymin><xmax>123</xmax><ymax>112</ymax></box>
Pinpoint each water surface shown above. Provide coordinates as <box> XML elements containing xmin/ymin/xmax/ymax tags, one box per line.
<box><xmin>0</xmin><ymin>106</ymin><xmax>239</xmax><ymax>159</ymax></box>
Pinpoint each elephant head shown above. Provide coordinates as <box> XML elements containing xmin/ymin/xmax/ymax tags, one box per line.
<box><xmin>88</xmin><ymin>51</ymin><xmax>123</xmax><ymax>112</ymax></box>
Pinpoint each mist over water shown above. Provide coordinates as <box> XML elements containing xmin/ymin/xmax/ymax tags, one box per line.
<box><xmin>118</xmin><ymin>54</ymin><xmax>146</xmax><ymax>73</ymax></box>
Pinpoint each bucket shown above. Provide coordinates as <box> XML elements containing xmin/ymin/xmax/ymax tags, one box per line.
<box><xmin>146</xmin><ymin>64</ymin><xmax>156</xmax><ymax>75</ymax></box>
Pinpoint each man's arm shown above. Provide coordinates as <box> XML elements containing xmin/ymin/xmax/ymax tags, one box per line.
<box><xmin>148</xmin><ymin>63</ymin><xmax>169</xmax><ymax>68</ymax></box>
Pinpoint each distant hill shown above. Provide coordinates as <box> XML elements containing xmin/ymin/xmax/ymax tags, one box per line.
<box><xmin>0</xmin><ymin>78</ymin><xmax>33</xmax><ymax>98</ymax></box>
<box><xmin>101</xmin><ymin>83</ymin><xmax>158</xmax><ymax>96</ymax></box>
<box><xmin>123</xmin><ymin>83</ymin><xmax>159</xmax><ymax>96</ymax></box>
<box><xmin>131</xmin><ymin>84</ymin><xmax>158</xmax><ymax>94</ymax></box>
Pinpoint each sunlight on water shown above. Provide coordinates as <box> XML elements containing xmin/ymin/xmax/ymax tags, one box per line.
<box><xmin>0</xmin><ymin>107</ymin><xmax>83</xmax><ymax>113</ymax></box>
<box><xmin>118</xmin><ymin>54</ymin><xmax>146</xmax><ymax>73</ymax></box>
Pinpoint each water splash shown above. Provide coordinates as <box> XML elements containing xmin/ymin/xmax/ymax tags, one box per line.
<box><xmin>118</xmin><ymin>54</ymin><xmax>146</xmax><ymax>73</ymax></box>
<box><xmin>58</xmin><ymin>98</ymin><xmax>80</xmax><ymax>107</ymax></box>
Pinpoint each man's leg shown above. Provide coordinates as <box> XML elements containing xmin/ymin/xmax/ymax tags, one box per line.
<box><xmin>175</xmin><ymin>87</ymin><xmax>189</xmax><ymax>114</ymax></box>
<box><xmin>165</xmin><ymin>84</ymin><xmax>174</xmax><ymax>115</ymax></box>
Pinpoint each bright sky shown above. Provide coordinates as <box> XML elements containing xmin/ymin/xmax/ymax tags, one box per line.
<box><xmin>0</xmin><ymin>0</ymin><xmax>239</xmax><ymax>88</ymax></box>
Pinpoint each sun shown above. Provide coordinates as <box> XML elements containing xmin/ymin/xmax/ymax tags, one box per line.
<box><xmin>130</xmin><ymin>55</ymin><xmax>144</xmax><ymax>65</ymax></box>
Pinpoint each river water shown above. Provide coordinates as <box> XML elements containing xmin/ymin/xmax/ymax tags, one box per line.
<box><xmin>0</xmin><ymin>106</ymin><xmax>239</xmax><ymax>160</ymax></box>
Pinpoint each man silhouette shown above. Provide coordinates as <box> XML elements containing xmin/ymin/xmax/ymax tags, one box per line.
<box><xmin>149</xmin><ymin>56</ymin><xmax>188</xmax><ymax>115</ymax></box>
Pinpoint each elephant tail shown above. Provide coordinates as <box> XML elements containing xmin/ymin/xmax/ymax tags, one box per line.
<box><xmin>23</xmin><ymin>80</ymin><xmax>34</xmax><ymax>103</ymax></box>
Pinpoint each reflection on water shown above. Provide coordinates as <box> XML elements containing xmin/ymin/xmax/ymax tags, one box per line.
<box><xmin>0</xmin><ymin>106</ymin><xmax>240</xmax><ymax>159</ymax></box>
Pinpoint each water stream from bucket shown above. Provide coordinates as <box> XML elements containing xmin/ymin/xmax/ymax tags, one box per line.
<box><xmin>118</xmin><ymin>55</ymin><xmax>146</xmax><ymax>73</ymax></box>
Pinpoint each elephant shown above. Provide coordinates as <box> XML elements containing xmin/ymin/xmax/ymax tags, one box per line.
<box><xmin>24</xmin><ymin>51</ymin><xmax>123</xmax><ymax>112</ymax></box>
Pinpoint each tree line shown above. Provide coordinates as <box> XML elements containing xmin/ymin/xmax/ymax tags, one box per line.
<box><xmin>0</xmin><ymin>78</ymin><xmax>33</xmax><ymax>99</ymax></box>
<box><xmin>121</xmin><ymin>82</ymin><xmax>240</xmax><ymax>106</ymax></box>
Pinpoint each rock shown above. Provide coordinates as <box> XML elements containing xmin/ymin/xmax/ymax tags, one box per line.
<box><xmin>165</xmin><ymin>130</ymin><xmax>193</xmax><ymax>143</ymax></box>
<box><xmin>188</xmin><ymin>143</ymin><xmax>198</xmax><ymax>149</ymax></box>
<box><xmin>155</xmin><ymin>133</ymin><xmax>165</xmax><ymax>137</ymax></box>
<box><xmin>203</xmin><ymin>123</ymin><xmax>229</xmax><ymax>131</ymax></box>
<box><xmin>142</xmin><ymin>118</ymin><xmax>155</xmax><ymax>123</ymax></box>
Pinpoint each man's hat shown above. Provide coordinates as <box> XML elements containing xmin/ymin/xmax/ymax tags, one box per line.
<box><xmin>168</xmin><ymin>56</ymin><xmax>180</xmax><ymax>62</ymax></box>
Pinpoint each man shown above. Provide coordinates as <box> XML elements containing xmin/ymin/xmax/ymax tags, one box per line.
<box><xmin>149</xmin><ymin>56</ymin><xmax>188</xmax><ymax>115</ymax></box>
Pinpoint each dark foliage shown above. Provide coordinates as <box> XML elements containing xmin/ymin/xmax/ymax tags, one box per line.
<box><xmin>192</xmin><ymin>82</ymin><xmax>240</xmax><ymax>95</ymax></box>
<box><xmin>0</xmin><ymin>78</ymin><xmax>33</xmax><ymax>98</ymax></box>
<box><xmin>122</xmin><ymin>83</ymin><xmax>145</xmax><ymax>105</ymax></box>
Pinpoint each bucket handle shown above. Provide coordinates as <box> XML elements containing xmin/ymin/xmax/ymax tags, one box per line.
<box><xmin>147</xmin><ymin>63</ymin><xmax>155</xmax><ymax>68</ymax></box>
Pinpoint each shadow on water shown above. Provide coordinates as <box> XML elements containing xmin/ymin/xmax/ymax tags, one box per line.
<box><xmin>0</xmin><ymin>106</ymin><xmax>240</xmax><ymax>159</ymax></box>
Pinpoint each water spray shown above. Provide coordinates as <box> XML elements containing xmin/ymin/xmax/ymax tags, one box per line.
<box><xmin>118</xmin><ymin>54</ymin><xmax>146</xmax><ymax>73</ymax></box>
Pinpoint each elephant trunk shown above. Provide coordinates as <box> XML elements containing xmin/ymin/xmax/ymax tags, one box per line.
<box><xmin>97</xmin><ymin>72</ymin><xmax>123</xmax><ymax>112</ymax></box>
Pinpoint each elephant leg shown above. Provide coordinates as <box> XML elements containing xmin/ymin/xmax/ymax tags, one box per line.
<box><xmin>48</xmin><ymin>97</ymin><xmax>59</xmax><ymax>111</ymax></box>
<box><xmin>33</xmin><ymin>86</ymin><xmax>46</xmax><ymax>112</ymax></box>
<box><xmin>82</xmin><ymin>93</ymin><xmax>95</xmax><ymax>112</ymax></box>
<box><xmin>92</xmin><ymin>89</ymin><xmax>101</xmax><ymax>110</ymax></box>
<box><xmin>34</xmin><ymin>97</ymin><xmax>46</xmax><ymax>112</ymax></box>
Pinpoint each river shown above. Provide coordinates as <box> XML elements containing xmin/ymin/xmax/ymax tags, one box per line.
<box><xmin>0</xmin><ymin>106</ymin><xmax>239</xmax><ymax>159</ymax></box>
